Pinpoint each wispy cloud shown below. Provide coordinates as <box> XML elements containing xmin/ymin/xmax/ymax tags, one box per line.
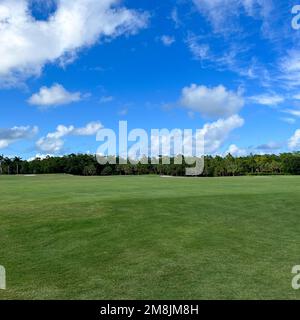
<box><xmin>192</xmin><ymin>0</ymin><xmax>274</xmax><ymax>36</ymax></box>
<box><xmin>280</xmin><ymin>117</ymin><xmax>296</xmax><ymax>124</ymax></box>
<box><xmin>0</xmin><ymin>126</ymin><xmax>38</xmax><ymax>149</ymax></box>
<box><xmin>282</xmin><ymin>109</ymin><xmax>300</xmax><ymax>118</ymax></box>
<box><xmin>249</xmin><ymin>93</ymin><xmax>285</xmax><ymax>106</ymax></box>
<box><xmin>99</xmin><ymin>96</ymin><xmax>114</xmax><ymax>104</ymax></box>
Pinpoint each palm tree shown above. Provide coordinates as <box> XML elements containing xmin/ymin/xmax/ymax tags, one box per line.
<box><xmin>13</xmin><ymin>157</ymin><xmax>22</xmax><ymax>175</ymax></box>
<box><xmin>0</xmin><ymin>155</ymin><xmax>3</xmax><ymax>175</ymax></box>
<box><xmin>4</xmin><ymin>157</ymin><xmax>12</xmax><ymax>175</ymax></box>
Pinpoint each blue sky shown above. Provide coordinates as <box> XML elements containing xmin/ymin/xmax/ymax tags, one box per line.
<box><xmin>1</xmin><ymin>0</ymin><xmax>300</xmax><ymax>159</ymax></box>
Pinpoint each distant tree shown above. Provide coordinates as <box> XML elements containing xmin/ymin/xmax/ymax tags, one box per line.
<box><xmin>13</xmin><ymin>157</ymin><xmax>22</xmax><ymax>175</ymax></box>
<box><xmin>4</xmin><ymin>157</ymin><xmax>12</xmax><ymax>174</ymax></box>
<box><xmin>101</xmin><ymin>166</ymin><xmax>113</xmax><ymax>176</ymax></box>
<box><xmin>1</xmin><ymin>151</ymin><xmax>300</xmax><ymax>177</ymax></box>
<box><xmin>83</xmin><ymin>164</ymin><xmax>97</xmax><ymax>176</ymax></box>
<box><xmin>0</xmin><ymin>155</ymin><xmax>3</xmax><ymax>175</ymax></box>
<box><xmin>282</xmin><ymin>153</ymin><xmax>300</xmax><ymax>174</ymax></box>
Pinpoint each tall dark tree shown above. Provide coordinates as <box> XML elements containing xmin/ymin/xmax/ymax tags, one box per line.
<box><xmin>13</xmin><ymin>157</ymin><xmax>22</xmax><ymax>175</ymax></box>
<box><xmin>0</xmin><ymin>155</ymin><xmax>3</xmax><ymax>175</ymax></box>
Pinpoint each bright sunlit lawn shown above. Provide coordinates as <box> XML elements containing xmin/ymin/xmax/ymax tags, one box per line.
<box><xmin>0</xmin><ymin>174</ymin><xmax>300</xmax><ymax>299</ymax></box>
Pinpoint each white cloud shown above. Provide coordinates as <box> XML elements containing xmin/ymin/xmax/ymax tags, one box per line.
<box><xmin>0</xmin><ymin>126</ymin><xmax>38</xmax><ymax>149</ymax></box>
<box><xmin>0</xmin><ymin>0</ymin><xmax>148</xmax><ymax>84</ymax></box>
<box><xmin>46</xmin><ymin>125</ymin><xmax>75</xmax><ymax>140</ymax></box>
<box><xmin>192</xmin><ymin>0</ymin><xmax>273</xmax><ymax>34</ymax></box>
<box><xmin>288</xmin><ymin>129</ymin><xmax>300</xmax><ymax>150</ymax></box>
<box><xmin>223</xmin><ymin>142</ymin><xmax>283</xmax><ymax>157</ymax></box>
<box><xmin>148</xmin><ymin>115</ymin><xmax>243</xmax><ymax>157</ymax></box>
<box><xmin>27</xmin><ymin>153</ymin><xmax>57</xmax><ymax>162</ymax></box>
<box><xmin>198</xmin><ymin>115</ymin><xmax>244</xmax><ymax>153</ymax></box>
<box><xmin>186</xmin><ymin>35</ymin><xmax>210</xmax><ymax>61</ymax></box>
<box><xmin>36</xmin><ymin>121</ymin><xmax>102</xmax><ymax>153</ymax></box>
<box><xmin>224</xmin><ymin>141</ymin><xmax>283</xmax><ymax>157</ymax></box>
<box><xmin>28</xmin><ymin>84</ymin><xmax>81</xmax><ymax>107</ymax></box>
<box><xmin>185</xmin><ymin>33</ymin><xmax>264</xmax><ymax>79</ymax></box>
<box><xmin>160</xmin><ymin>35</ymin><xmax>175</xmax><ymax>46</ymax></box>
<box><xmin>36</xmin><ymin>137</ymin><xmax>64</xmax><ymax>153</ymax></box>
<box><xmin>188</xmin><ymin>0</ymin><xmax>279</xmax><ymax>83</ymax></box>
<box><xmin>225</xmin><ymin>144</ymin><xmax>247</xmax><ymax>157</ymax></box>
<box><xmin>293</xmin><ymin>94</ymin><xmax>300</xmax><ymax>100</ymax></box>
<box><xmin>170</xmin><ymin>7</ymin><xmax>181</xmax><ymax>28</ymax></box>
<box><xmin>118</xmin><ymin>108</ymin><xmax>128</xmax><ymax>116</ymax></box>
<box><xmin>180</xmin><ymin>84</ymin><xmax>244</xmax><ymax>118</ymax></box>
<box><xmin>282</xmin><ymin>109</ymin><xmax>300</xmax><ymax>118</ymax></box>
<box><xmin>99</xmin><ymin>96</ymin><xmax>114</xmax><ymax>104</ymax></box>
<box><xmin>249</xmin><ymin>93</ymin><xmax>284</xmax><ymax>106</ymax></box>
<box><xmin>279</xmin><ymin>51</ymin><xmax>300</xmax><ymax>88</ymax></box>
<box><xmin>281</xmin><ymin>117</ymin><xmax>296</xmax><ymax>124</ymax></box>
<box><xmin>73</xmin><ymin>121</ymin><xmax>103</xmax><ymax>136</ymax></box>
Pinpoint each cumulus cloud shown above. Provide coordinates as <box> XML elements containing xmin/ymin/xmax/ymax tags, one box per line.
<box><xmin>148</xmin><ymin>115</ymin><xmax>243</xmax><ymax>158</ymax></box>
<box><xmin>28</xmin><ymin>84</ymin><xmax>81</xmax><ymax>107</ymax></box>
<box><xmin>160</xmin><ymin>35</ymin><xmax>175</xmax><ymax>46</ymax></box>
<box><xmin>73</xmin><ymin>122</ymin><xmax>103</xmax><ymax>136</ymax></box>
<box><xmin>180</xmin><ymin>84</ymin><xmax>244</xmax><ymax>118</ymax></box>
<box><xmin>288</xmin><ymin>129</ymin><xmax>300</xmax><ymax>150</ymax></box>
<box><xmin>0</xmin><ymin>126</ymin><xmax>38</xmax><ymax>149</ymax></box>
<box><xmin>36</xmin><ymin>136</ymin><xmax>64</xmax><ymax>153</ymax></box>
<box><xmin>36</xmin><ymin>121</ymin><xmax>102</xmax><ymax>153</ymax></box>
<box><xmin>0</xmin><ymin>0</ymin><xmax>148</xmax><ymax>84</ymax></box>
<box><xmin>225</xmin><ymin>144</ymin><xmax>247</xmax><ymax>157</ymax></box>
<box><xmin>198</xmin><ymin>115</ymin><xmax>244</xmax><ymax>153</ymax></box>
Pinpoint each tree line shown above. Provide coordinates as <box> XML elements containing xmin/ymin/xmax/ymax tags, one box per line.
<box><xmin>1</xmin><ymin>152</ymin><xmax>300</xmax><ymax>176</ymax></box>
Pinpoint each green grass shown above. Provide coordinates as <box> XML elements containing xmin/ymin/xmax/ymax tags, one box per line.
<box><xmin>1</xmin><ymin>174</ymin><xmax>300</xmax><ymax>299</ymax></box>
